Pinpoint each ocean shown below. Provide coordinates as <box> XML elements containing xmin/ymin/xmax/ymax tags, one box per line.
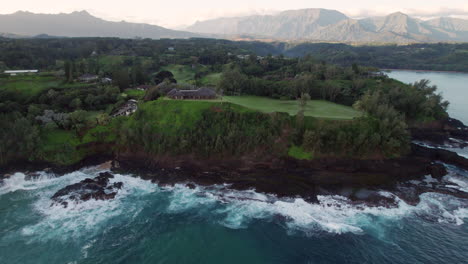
<box><xmin>0</xmin><ymin>71</ymin><xmax>467</xmax><ymax>264</ymax></box>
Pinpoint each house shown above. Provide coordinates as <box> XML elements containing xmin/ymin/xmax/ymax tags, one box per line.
<box><xmin>167</xmin><ymin>87</ymin><xmax>217</xmax><ymax>100</ymax></box>
<box><xmin>112</xmin><ymin>99</ymin><xmax>138</xmax><ymax>117</ymax></box>
<box><xmin>168</xmin><ymin>47</ymin><xmax>175</xmax><ymax>52</ymax></box>
<box><xmin>4</xmin><ymin>70</ymin><xmax>38</xmax><ymax>76</ymax></box>
<box><xmin>78</xmin><ymin>74</ymin><xmax>99</xmax><ymax>83</ymax></box>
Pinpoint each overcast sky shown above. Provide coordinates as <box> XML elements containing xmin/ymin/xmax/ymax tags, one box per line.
<box><xmin>2</xmin><ymin>0</ymin><xmax>468</xmax><ymax>28</ymax></box>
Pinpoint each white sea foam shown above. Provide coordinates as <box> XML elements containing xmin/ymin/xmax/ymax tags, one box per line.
<box><xmin>5</xmin><ymin>166</ymin><xmax>467</xmax><ymax>240</ymax></box>
<box><xmin>0</xmin><ymin>171</ymin><xmax>57</xmax><ymax>195</ymax></box>
<box><xmin>20</xmin><ymin>170</ymin><xmax>157</xmax><ymax>241</ymax></box>
<box><xmin>163</xmin><ymin>183</ymin><xmax>467</xmax><ymax>234</ymax></box>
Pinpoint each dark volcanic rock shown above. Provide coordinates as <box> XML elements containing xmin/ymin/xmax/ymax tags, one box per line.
<box><xmin>411</xmin><ymin>118</ymin><xmax>468</xmax><ymax>145</ymax></box>
<box><xmin>411</xmin><ymin>144</ymin><xmax>468</xmax><ymax>171</ymax></box>
<box><xmin>51</xmin><ymin>172</ymin><xmax>123</xmax><ymax>208</ymax></box>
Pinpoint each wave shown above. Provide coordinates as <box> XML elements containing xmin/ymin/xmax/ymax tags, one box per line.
<box><xmin>2</xmin><ymin>166</ymin><xmax>466</xmax><ymax>242</ymax></box>
<box><xmin>19</xmin><ymin>171</ymin><xmax>157</xmax><ymax>241</ymax></box>
<box><xmin>165</xmin><ymin>183</ymin><xmax>467</xmax><ymax>235</ymax></box>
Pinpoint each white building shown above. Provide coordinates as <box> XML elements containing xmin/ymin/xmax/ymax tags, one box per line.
<box><xmin>4</xmin><ymin>70</ymin><xmax>39</xmax><ymax>76</ymax></box>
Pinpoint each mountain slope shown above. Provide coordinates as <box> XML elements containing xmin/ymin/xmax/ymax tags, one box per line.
<box><xmin>187</xmin><ymin>9</ymin><xmax>468</xmax><ymax>43</ymax></box>
<box><xmin>0</xmin><ymin>11</ymin><xmax>198</xmax><ymax>39</ymax></box>
<box><xmin>188</xmin><ymin>9</ymin><xmax>348</xmax><ymax>38</ymax></box>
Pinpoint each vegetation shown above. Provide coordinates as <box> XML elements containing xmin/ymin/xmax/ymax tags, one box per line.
<box><xmin>224</xmin><ymin>96</ymin><xmax>362</xmax><ymax>120</ymax></box>
<box><xmin>115</xmin><ymin>100</ymin><xmax>289</xmax><ymax>157</ymax></box>
<box><xmin>0</xmin><ymin>37</ymin><xmax>452</xmax><ymax>167</ymax></box>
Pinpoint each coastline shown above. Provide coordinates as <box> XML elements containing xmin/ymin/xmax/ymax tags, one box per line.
<box><xmin>2</xmin><ymin>117</ymin><xmax>468</xmax><ymax>207</ymax></box>
<box><xmin>384</xmin><ymin>68</ymin><xmax>468</xmax><ymax>74</ymax></box>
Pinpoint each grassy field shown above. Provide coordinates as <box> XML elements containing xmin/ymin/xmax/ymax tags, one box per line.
<box><xmin>161</xmin><ymin>65</ymin><xmax>195</xmax><ymax>84</ymax></box>
<box><xmin>223</xmin><ymin>96</ymin><xmax>361</xmax><ymax>119</ymax></box>
<box><xmin>0</xmin><ymin>75</ymin><xmax>89</xmax><ymax>101</ymax></box>
<box><xmin>199</xmin><ymin>72</ymin><xmax>222</xmax><ymax>86</ymax></box>
<box><xmin>0</xmin><ymin>75</ymin><xmax>59</xmax><ymax>99</ymax></box>
<box><xmin>124</xmin><ymin>89</ymin><xmax>146</xmax><ymax>100</ymax></box>
<box><xmin>223</xmin><ymin>96</ymin><xmax>362</xmax><ymax>120</ymax></box>
<box><xmin>131</xmin><ymin>100</ymin><xmax>254</xmax><ymax>136</ymax></box>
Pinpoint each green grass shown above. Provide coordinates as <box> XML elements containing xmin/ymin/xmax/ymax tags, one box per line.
<box><xmin>124</xmin><ymin>89</ymin><xmax>145</xmax><ymax>100</ymax></box>
<box><xmin>0</xmin><ymin>76</ymin><xmax>59</xmax><ymax>99</ymax></box>
<box><xmin>199</xmin><ymin>72</ymin><xmax>222</xmax><ymax>86</ymax></box>
<box><xmin>0</xmin><ymin>75</ymin><xmax>90</xmax><ymax>101</ymax></box>
<box><xmin>132</xmin><ymin>100</ymin><xmax>254</xmax><ymax>135</ymax></box>
<box><xmin>288</xmin><ymin>145</ymin><xmax>313</xmax><ymax>160</ymax></box>
<box><xmin>161</xmin><ymin>65</ymin><xmax>195</xmax><ymax>84</ymax></box>
<box><xmin>38</xmin><ymin>129</ymin><xmax>84</xmax><ymax>165</ymax></box>
<box><xmin>223</xmin><ymin>96</ymin><xmax>362</xmax><ymax>120</ymax></box>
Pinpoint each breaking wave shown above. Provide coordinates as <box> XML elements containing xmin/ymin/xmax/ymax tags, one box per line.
<box><xmin>1</xmin><ymin>165</ymin><xmax>466</xmax><ymax>242</ymax></box>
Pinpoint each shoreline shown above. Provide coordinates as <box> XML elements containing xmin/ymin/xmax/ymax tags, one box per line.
<box><xmin>2</xmin><ymin>117</ymin><xmax>468</xmax><ymax>206</ymax></box>
<box><xmin>384</xmin><ymin>68</ymin><xmax>468</xmax><ymax>74</ymax></box>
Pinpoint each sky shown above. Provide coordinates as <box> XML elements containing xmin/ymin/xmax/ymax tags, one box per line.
<box><xmin>2</xmin><ymin>0</ymin><xmax>468</xmax><ymax>28</ymax></box>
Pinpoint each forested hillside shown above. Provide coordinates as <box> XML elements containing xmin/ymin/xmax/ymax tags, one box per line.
<box><xmin>1</xmin><ymin>38</ymin><xmax>467</xmax><ymax>73</ymax></box>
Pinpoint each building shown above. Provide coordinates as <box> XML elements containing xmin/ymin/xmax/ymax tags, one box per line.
<box><xmin>78</xmin><ymin>74</ymin><xmax>99</xmax><ymax>83</ymax></box>
<box><xmin>111</xmin><ymin>99</ymin><xmax>138</xmax><ymax>117</ymax></box>
<box><xmin>168</xmin><ymin>47</ymin><xmax>175</xmax><ymax>52</ymax></box>
<box><xmin>4</xmin><ymin>70</ymin><xmax>38</xmax><ymax>76</ymax></box>
<box><xmin>167</xmin><ymin>88</ymin><xmax>217</xmax><ymax>100</ymax></box>
<box><xmin>101</xmin><ymin>77</ymin><xmax>113</xmax><ymax>84</ymax></box>
<box><xmin>135</xmin><ymin>85</ymin><xmax>152</xmax><ymax>91</ymax></box>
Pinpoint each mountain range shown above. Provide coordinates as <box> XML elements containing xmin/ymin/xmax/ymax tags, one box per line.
<box><xmin>1</xmin><ymin>9</ymin><xmax>468</xmax><ymax>43</ymax></box>
<box><xmin>186</xmin><ymin>9</ymin><xmax>468</xmax><ymax>43</ymax></box>
<box><xmin>0</xmin><ymin>11</ymin><xmax>198</xmax><ymax>39</ymax></box>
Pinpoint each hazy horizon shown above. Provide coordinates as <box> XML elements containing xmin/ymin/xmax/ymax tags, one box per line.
<box><xmin>1</xmin><ymin>0</ymin><xmax>468</xmax><ymax>29</ymax></box>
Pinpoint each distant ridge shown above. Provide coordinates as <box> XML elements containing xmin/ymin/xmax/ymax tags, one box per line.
<box><xmin>186</xmin><ymin>8</ymin><xmax>468</xmax><ymax>43</ymax></box>
<box><xmin>1</xmin><ymin>9</ymin><xmax>468</xmax><ymax>43</ymax></box>
<box><xmin>0</xmin><ymin>10</ymin><xmax>199</xmax><ymax>39</ymax></box>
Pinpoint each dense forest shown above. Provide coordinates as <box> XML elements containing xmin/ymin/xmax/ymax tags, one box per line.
<box><xmin>1</xmin><ymin>37</ymin><xmax>468</xmax><ymax>72</ymax></box>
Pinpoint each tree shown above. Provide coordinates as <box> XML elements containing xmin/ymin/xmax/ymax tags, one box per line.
<box><xmin>154</xmin><ymin>70</ymin><xmax>176</xmax><ymax>85</ymax></box>
<box><xmin>69</xmin><ymin>110</ymin><xmax>88</xmax><ymax>137</ymax></box>
<box><xmin>70</xmin><ymin>98</ymin><xmax>83</xmax><ymax>110</ymax></box>
<box><xmin>218</xmin><ymin>68</ymin><xmax>249</xmax><ymax>96</ymax></box>
<box><xmin>64</xmin><ymin>61</ymin><xmax>73</xmax><ymax>82</ymax></box>
<box><xmin>112</xmin><ymin>69</ymin><xmax>131</xmax><ymax>90</ymax></box>
<box><xmin>294</xmin><ymin>92</ymin><xmax>311</xmax><ymax>144</ymax></box>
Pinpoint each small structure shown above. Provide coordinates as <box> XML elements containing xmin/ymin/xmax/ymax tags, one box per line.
<box><xmin>367</xmin><ymin>71</ymin><xmax>387</xmax><ymax>78</ymax></box>
<box><xmin>136</xmin><ymin>85</ymin><xmax>152</xmax><ymax>91</ymax></box>
<box><xmin>167</xmin><ymin>87</ymin><xmax>217</xmax><ymax>100</ymax></box>
<box><xmin>78</xmin><ymin>74</ymin><xmax>99</xmax><ymax>83</ymax></box>
<box><xmin>4</xmin><ymin>70</ymin><xmax>38</xmax><ymax>76</ymax></box>
<box><xmin>112</xmin><ymin>99</ymin><xmax>138</xmax><ymax>117</ymax></box>
<box><xmin>101</xmin><ymin>77</ymin><xmax>112</xmax><ymax>84</ymax></box>
<box><xmin>168</xmin><ymin>47</ymin><xmax>175</xmax><ymax>52</ymax></box>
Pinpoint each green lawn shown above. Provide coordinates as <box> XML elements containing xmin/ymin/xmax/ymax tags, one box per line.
<box><xmin>199</xmin><ymin>72</ymin><xmax>222</xmax><ymax>86</ymax></box>
<box><xmin>161</xmin><ymin>65</ymin><xmax>195</xmax><ymax>84</ymax></box>
<box><xmin>124</xmin><ymin>89</ymin><xmax>146</xmax><ymax>100</ymax></box>
<box><xmin>0</xmin><ymin>76</ymin><xmax>58</xmax><ymax>99</ymax></box>
<box><xmin>0</xmin><ymin>75</ymin><xmax>89</xmax><ymax>101</ymax></box>
<box><xmin>223</xmin><ymin>96</ymin><xmax>362</xmax><ymax>120</ymax></box>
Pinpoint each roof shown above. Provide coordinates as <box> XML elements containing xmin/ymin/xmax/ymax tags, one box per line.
<box><xmin>137</xmin><ymin>85</ymin><xmax>152</xmax><ymax>89</ymax></box>
<box><xmin>168</xmin><ymin>88</ymin><xmax>217</xmax><ymax>97</ymax></box>
<box><xmin>4</xmin><ymin>70</ymin><xmax>38</xmax><ymax>73</ymax></box>
<box><xmin>79</xmin><ymin>74</ymin><xmax>98</xmax><ymax>79</ymax></box>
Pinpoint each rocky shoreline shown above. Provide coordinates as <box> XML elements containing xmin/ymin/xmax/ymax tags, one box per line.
<box><xmin>1</xmin><ymin>118</ymin><xmax>468</xmax><ymax>207</ymax></box>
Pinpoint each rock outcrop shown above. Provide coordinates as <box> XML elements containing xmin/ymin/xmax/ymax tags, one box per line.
<box><xmin>51</xmin><ymin>172</ymin><xmax>123</xmax><ymax>208</ymax></box>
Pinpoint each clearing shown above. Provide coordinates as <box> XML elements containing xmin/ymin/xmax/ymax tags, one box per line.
<box><xmin>223</xmin><ymin>96</ymin><xmax>362</xmax><ymax>120</ymax></box>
